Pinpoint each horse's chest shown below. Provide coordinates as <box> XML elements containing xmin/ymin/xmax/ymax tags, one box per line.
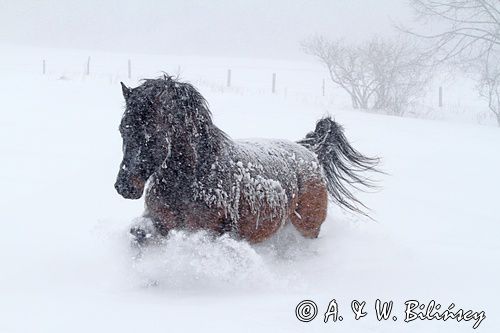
<box><xmin>147</xmin><ymin>173</ymin><xmax>195</xmax><ymax>208</ymax></box>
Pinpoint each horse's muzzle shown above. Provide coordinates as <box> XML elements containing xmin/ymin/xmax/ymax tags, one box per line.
<box><xmin>114</xmin><ymin>176</ymin><xmax>145</xmax><ymax>200</ymax></box>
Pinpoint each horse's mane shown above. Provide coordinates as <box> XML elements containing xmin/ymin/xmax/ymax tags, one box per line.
<box><xmin>134</xmin><ymin>75</ymin><xmax>230</xmax><ymax>162</ymax></box>
<box><xmin>139</xmin><ymin>75</ymin><xmax>210</xmax><ymax>113</ymax></box>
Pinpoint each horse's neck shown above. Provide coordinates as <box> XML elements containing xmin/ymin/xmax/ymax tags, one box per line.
<box><xmin>163</xmin><ymin>125</ymin><xmax>228</xmax><ymax>177</ymax></box>
<box><xmin>169</xmin><ymin>132</ymin><xmax>200</xmax><ymax>169</ymax></box>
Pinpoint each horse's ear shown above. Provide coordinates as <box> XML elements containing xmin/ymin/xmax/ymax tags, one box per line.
<box><xmin>120</xmin><ymin>82</ymin><xmax>131</xmax><ymax>99</ymax></box>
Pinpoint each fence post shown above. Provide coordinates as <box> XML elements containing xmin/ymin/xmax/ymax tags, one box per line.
<box><xmin>272</xmin><ymin>73</ymin><xmax>276</xmax><ymax>94</ymax></box>
<box><xmin>86</xmin><ymin>56</ymin><xmax>91</xmax><ymax>75</ymax></box>
<box><xmin>322</xmin><ymin>79</ymin><xmax>325</xmax><ymax>97</ymax></box>
<box><xmin>128</xmin><ymin>59</ymin><xmax>132</xmax><ymax>79</ymax></box>
<box><xmin>227</xmin><ymin>69</ymin><xmax>231</xmax><ymax>87</ymax></box>
<box><xmin>438</xmin><ymin>86</ymin><xmax>443</xmax><ymax>107</ymax></box>
<box><xmin>42</xmin><ymin>59</ymin><xmax>46</xmax><ymax>75</ymax></box>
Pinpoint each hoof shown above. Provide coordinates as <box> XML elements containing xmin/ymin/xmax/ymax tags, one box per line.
<box><xmin>130</xmin><ymin>226</ymin><xmax>151</xmax><ymax>245</ymax></box>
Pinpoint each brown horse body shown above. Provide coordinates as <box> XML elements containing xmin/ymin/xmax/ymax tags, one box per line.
<box><xmin>145</xmin><ymin>139</ymin><xmax>328</xmax><ymax>243</ymax></box>
<box><xmin>115</xmin><ymin>77</ymin><xmax>377</xmax><ymax>245</ymax></box>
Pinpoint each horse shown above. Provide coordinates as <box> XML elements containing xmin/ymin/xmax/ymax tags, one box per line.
<box><xmin>115</xmin><ymin>75</ymin><xmax>378</xmax><ymax>244</ymax></box>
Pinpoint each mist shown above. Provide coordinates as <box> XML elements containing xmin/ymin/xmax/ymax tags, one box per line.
<box><xmin>0</xmin><ymin>0</ymin><xmax>411</xmax><ymax>58</ymax></box>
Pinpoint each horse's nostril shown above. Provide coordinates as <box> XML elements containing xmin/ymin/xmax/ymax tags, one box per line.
<box><xmin>115</xmin><ymin>178</ymin><xmax>144</xmax><ymax>199</ymax></box>
<box><xmin>115</xmin><ymin>181</ymin><xmax>129</xmax><ymax>194</ymax></box>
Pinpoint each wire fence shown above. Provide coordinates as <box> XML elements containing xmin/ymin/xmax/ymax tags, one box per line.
<box><xmin>0</xmin><ymin>48</ymin><xmax>496</xmax><ymax>125</ymax></box>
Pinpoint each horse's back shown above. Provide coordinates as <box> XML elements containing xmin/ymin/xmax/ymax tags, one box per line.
<box><xmin>228</xmin><ymin>138</ymin><xmax>324</xmax><ymax>208</ymax></box>
<box><xmin>232</xmin><ymin>138</ymin><xmax>323</xmax><ymax>182</ymax></box>
<box><xmin>233</xmin><ymin>138</ymin><xmax>320</xmax><ymax>167</ymax></box>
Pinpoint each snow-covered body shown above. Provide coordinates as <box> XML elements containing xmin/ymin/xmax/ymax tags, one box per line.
<box><xmin>146</xmin><ymin>138</ymin><xmax>324</xmax><ymax>242</ymax></box>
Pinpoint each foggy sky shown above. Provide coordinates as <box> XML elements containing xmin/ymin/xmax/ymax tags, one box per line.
<box><xmin>0</xmin><ymin>0</ymin><xmax>412</xmax><ymax>59</ymax></box>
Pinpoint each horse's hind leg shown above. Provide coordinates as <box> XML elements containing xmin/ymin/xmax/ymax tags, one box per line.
<box><xmin>289</xmin><ymin>179</ymin><xmax>328</xmax><ymax>238</ymax></box>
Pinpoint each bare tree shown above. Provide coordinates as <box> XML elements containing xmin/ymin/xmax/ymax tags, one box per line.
<box><xmin>477</xmin><ymin>49</ymin><xmax>500</xmax><ymax>125</ymax></box>
<box><xmin>302</xmin><ymin>37</ymin><xmax>375</xmax><ymax>109</ymax></box>
<box><xmin>406</xmin><ymin>0</ymin><xmax>500</xmax><ymax>63</ymax></box>
<box><xmin>367</xmin><ymin>37</ymin><xmax>432</xmax><ymax>115</ymax></box>
<box><xmin>405</xmin><ymin>0</ymin><xmax>500</xmax><ymax>125</ymax></box>
<box><xmin>302</xmin><ymin>36</ymin><xmax>431</xmax><ymax>115</ymax></box>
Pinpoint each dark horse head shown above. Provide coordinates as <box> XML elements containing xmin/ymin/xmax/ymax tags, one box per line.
<box><xmin>115</xmin><ymin>75</ymin><xmax>227</xmax><ymax>199</ymax></box>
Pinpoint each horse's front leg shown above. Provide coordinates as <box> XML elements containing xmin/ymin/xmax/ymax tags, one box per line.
<box><xmin>129</xmin><ymin>214</ymin><xmax>161</xmax><ymax>246</ymax></box>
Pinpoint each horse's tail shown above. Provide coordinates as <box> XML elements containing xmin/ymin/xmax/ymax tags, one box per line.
<box><xmin>297</xmin><ymin>117</ymin><xmax>380</xmax><ymax>216</ymax></box>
